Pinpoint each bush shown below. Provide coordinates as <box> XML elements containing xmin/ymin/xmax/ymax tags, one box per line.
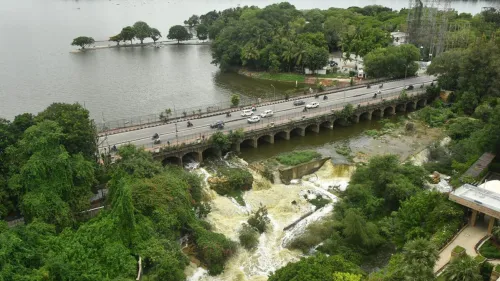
<box><xmin>276</xmin><ymin>150</ymin><xmax>321</xmax><ymax>166</ymax></box>
<box><xmin>289</xmin><ymin>220</ymin><xmax>334</xmax><ymax>253</ymax></box>
<box><xmin>308</xmin><ymin>195</ymin><xmax>330</xmax><ymax>209</ymax></box>
<box><xmin>480</xmin><ymin>261</ymin><xmax>493</xmax><ymax>281</ymax></box>
<box><xmin>230</xmin><ymin>94</ymin><xmax>240</xmax><ymax>107</ymax></box>
<box><xmin>335</xmin><ymin>145</ymin><xmax>351</xmax><ymax>157</ymax></box>
<box><xmin>365</xmin><ymin>130</ymin><xmax>379</xmax><ymax>137</ymax></box>
<box><xmin>209</xmin><ymin>168</ymin><xmax>253</xmax><ymax>195</ymax></box>
<box><xmin>247</xmin><ymin>205</ymin><xmax>270</xmax><ymax>233</ymax></box>
<box><xmin>478</xmin><ymin>240</ymin><xmax>500</xmax><ymax>259</ymax></box>
<box><xmin>238</xmin><ymin>224</ymin><xmax>259</xmax><ymax>250</ymax></box>
<box><xmin>417</xmin><ymin>106</ymin><xmax>455</xmax><ymax>127</ymax></box>
<box><xmin>193</xmin><ymin>226</ymin><xmax>237</xmax><ymax>275</ymax></box>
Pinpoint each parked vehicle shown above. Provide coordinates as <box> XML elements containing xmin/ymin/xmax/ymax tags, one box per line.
<box><xmin>210</xmin><ymin>121</ymin><xmax>224</xmax><ymax>129</ymax></box>
<box><xmin>247</xmin><ymin>116</ymin><xmax>261</xmax><ymax>124</ymax></box>
<box><xmin>306</xmin><ymin>102</ymin><xmax>319</xmax><ymax>109</ymax></box>
<box><xmin>241</xmin><ymin>109</ymin><xmax>253</xmax><ymax>117</ymax></box>
<box><xmin>293</xmin><ymin>100</ymin><xmax>305</xmax><ymax>106</ymax></box>
<box><xmin>260</xmin><ymin>110</ymin><xmax>274</xmax><ymax>118</ymax></box>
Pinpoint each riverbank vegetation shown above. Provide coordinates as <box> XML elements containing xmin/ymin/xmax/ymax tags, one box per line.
<box><xmin>0</xmin><ymin>103</ymin><xmax>238</xmax><ymax>279</ymax></box>
<box><xmin>276</xmin><ymin>150</ymin><xmax>321</xmax><ymax>166</ymax></box>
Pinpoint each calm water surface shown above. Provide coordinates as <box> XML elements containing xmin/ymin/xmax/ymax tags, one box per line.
<box><xmin>0</xmin><ymin>0</ymin><xmax>494</xmax><ymax>121</ymax></box>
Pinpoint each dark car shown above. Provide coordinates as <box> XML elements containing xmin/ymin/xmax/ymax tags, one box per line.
<box><xmin>210</xmin><ymin>121</ymin><xmax>224</xmax><ymax>129</ymax></box>
<box><xmin>293</xmin><ymin>100</ymin><xmax>305</xmax><ymax>106</ymax></box>
<box><xmin>406</xmin><ymin>85</ymin><xmax>414</xmax><ymax>90</ymax></box>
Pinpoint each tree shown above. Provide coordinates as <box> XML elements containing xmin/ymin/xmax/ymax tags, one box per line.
<box><xmin>120</xmin><ymin>26</ymin><xmax>135</xmax><ymax>44</ymax></box>
<box><xmin>247</xmin><ymin>205</ymin><xmax>270</xmax><ymax>233</ymax></box>
<box><xmin>304</xmin><ymin>45</ymin><xmax>329</xmax><ymax>71</ymax></box>
<box><xmin>364</xmin><ymin>45</ymin><xmax>420</xmax><ymax>78</ymax></box>
<box><xmin>268</xmin><ymin>254</ymin><xmax>362</xmax><ymax>281</ymax></box>
<box><xmin>238</xmin><ymin>223</ymin><xmax>259</xmax><ymax>250</ymax></box>
<box><xmin>442</xmin><ymin>255</ymin><xmax>482</xmax><ymax>281</ymax></box>
<box><xmin>231</xmin><ymin>94</ymin><xmax>240</xmax><ymax>107</ymax></box>
<box><xmin>150</xmin><ymin>28</ymin><xmax>162</xmax><ymax>44</ymax></box>
<box><xmin>184</xmin><ymin>14</ymin><xmax>200</xmax><ymax>27</ymax></box>
<box><xmin>109</xmin><ymin>34</ymin><xmax>123</xmax><ymax>46</ymax></box>
<box><xmin>333</xmin><ymin>272</ymin><xmax>362</xmax><ymax>281</ymax></box>
<box><xmin>36</xmin><ymin>103</ymin><xmax>97</xmax><ymax>160</ymax></box>
<box><xmin>71</xmin><ymin>36</ymin><xmax>95</xmax><ymax>49</ymax></box>
<box><xmin>7</xmin><ymin>121</ymin><xmax>94</xmax><ymax>228</ymax></box>
<box><xmin>196</xmin><ymin>24</ymin><xmax>209</xmax><ymax>41</ymax></box>
<box><xmin>210</xmin><ymin>131</ymin><xmax>231</xmax><ymax>153</ymax></box>
<box><xmin>133</xmin><ymin>21</ymin><xmax>152</xmax><ymax>44</ymax></box>
<box><xmin>400</xmin><ymin>238</ymin><xmax>438</xmax><ymax>281</ymax></box>
<box><xmin>167</xmin><ymin>25</ymin><xmax>192</xmax><ymax>43</ymax></box>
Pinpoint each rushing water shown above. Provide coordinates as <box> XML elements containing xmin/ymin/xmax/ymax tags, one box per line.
<box><xmin>186</xmin><ymin>160</ymin><xmax>354</xmax><ymax>281</ymax></box>
<box><xmin>0</xmin><ymin>0</ymin><xmax>495</xmax><ymax>120</ymax></box>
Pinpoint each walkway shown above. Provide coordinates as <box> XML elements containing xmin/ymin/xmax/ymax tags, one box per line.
<box><xmin>434</xmin><ymin>224</ymin><xmax>488</xmax><ymax>273</ymax></box>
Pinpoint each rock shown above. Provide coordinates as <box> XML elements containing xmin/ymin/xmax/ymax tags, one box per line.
<box><xmin>290</xmin><ymin>179</ymin><xmax>300</xmax><ymax>185</ymax></box>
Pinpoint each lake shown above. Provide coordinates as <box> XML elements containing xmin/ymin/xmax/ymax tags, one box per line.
<box><xmin>0</xmin><ymin>0</ymin><xmax>495</xmax><ymax>121</ymax></box>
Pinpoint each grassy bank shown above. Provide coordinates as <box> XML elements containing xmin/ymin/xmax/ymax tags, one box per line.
<box><xmin>255</xmin><ymin>72</ymin><xmax>306</xmax><ymax>83</ymax></box>
<box><xmin>276</xmin><ymin>150</ymin><xmax>321</xmax><ymax>166</ymax></box>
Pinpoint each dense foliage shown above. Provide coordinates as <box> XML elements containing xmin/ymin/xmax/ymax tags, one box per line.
<box><xmin>0</xmin><ymin>103</ymin><xmax>236</xmax><ymax>280</ymax></box>
<box><xmin>187</xmin><ymin>4</ymin><xmax>402</xmax><ymax>72</ymax></box>
<box><xmin>364</xmin><ymin>44</ymin><xmax>420</xmax><ymax>78</ymax></box>
<box><xmin>276</xmin><ymin>150</ymin><xmax>321</xmax><ymax>166</ymax></box>
<box><xmin>108</xmin><ymin>21</ymin><xmax>162</xmax><ymax>45</ymax></box>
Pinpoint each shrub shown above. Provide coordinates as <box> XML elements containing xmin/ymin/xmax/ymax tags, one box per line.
<box><xmin>335</xmin><ymin>145</ymin><xmax>351</xmax><ymax>157</ymax></box>
<box><xmin>308</xmin><ymin>195</ymin><xmax>330</xmax><ymax>209</ymax></box>
<box><xmin>276</xmin><ymin>150</ymin><xmax>321</xmax><ymax>166</ymax></box>
<box><xmin>230</xmin><ymin>94</ymin><xmax>240</xmax><ymax>107</ymax></box>
<box><xmin>193</xmin><ymin>226</ymin><xmax>237</xmax><ymax>275</ymax></box>
<box><xmin>289</xmin><ymin>220</ymin><xmax>334</xmax><ymax>253</ymax></box>
<box><xmin>365</xmin><ymin>130</ymin><xmax>379</xmax><ymax>137</ymax></box>
<box><xmin>238</xmin><ymin>224</ymin><xmax>259</xmax><ymax>250</ymax></box>
<box><xmin>478</xmin><ymin>240</ymin><xmax>500</xmax><ymax>259</ymax></box>
<box><xmin>209</xmin><ymin>168</ymin><xmax>253</xmax><ymax>195</ymax></box>
<box><xmin>480</xmin><ymin>261</ymin><xmax>493</xmax><ymax>281</ymax></box>
<box><xmin>247</xmin><ymin>205</ymin><xmax>270</xmax><ymax>233</ymax></box>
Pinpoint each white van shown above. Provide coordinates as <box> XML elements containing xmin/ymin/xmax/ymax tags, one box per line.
<box><xmin>260</xmin><ymin>110</ymin><xmax>274</xmax><ymax>118</ymax></box>
<box><xmin>241</xmin><ymin>109</ymin><xmax>253</xmax><ymax>117</ymax></box>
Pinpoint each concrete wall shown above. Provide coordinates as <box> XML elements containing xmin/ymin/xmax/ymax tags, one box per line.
<box><xmin>279</xmin><ymin>157</ymin><xmax>331</xmax><ymax>184</ymax></box>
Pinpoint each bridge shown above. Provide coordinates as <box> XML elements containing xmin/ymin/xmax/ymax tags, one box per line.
<box><xmin>150</xmin><ymin>89</ymin><xmax>434</xmax><ymax>166</ymax></box>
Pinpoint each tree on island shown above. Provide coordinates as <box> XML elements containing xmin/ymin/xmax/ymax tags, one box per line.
<box><xmin>184</xmin><ymin>15</ymin><xmax>200</xmax><ymax>27</ymax></box>
<box><xmin>133</xmin><ymin>21</ymin><xmax>151</xmax><ymax>44</ymax></box>
<box><xmin>71</xmin><ymin>36</ymin><xmax>95</xmax><ymax>49</ymax></box>
<box><xmin>196</xmin><ymin>24</ymin><xmax>209</xmax><ymax>41</ymax></box>
<box><xmin>109</xmin><ymin>34</ymin><xmax>123</xmax><ymax>46</ymax></box>
<box><xmin>167</xmin><ymin>25</ymin><xmax>192</xmax><ymax>43</ymax></box>
<box><xmin>150</xmin><ymin>28</ymin><xmax>162</xmax><ymax>44</ymax></box>
<box><xmin>120</xmin><ymin>26</ymin><xmax>135</xmax><ymax>45</ymax></box>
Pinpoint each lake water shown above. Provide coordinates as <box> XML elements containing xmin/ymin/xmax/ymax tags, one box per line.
<box><xmin>0</xmin><ymin>0</ymin><xmax>495</xmax><ymax>121</ymax></box>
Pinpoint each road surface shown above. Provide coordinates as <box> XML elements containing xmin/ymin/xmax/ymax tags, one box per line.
<box><xmin>98</xmin><ymin>75</ymin><xmax>434</xmax><ymax>151</ymax></box>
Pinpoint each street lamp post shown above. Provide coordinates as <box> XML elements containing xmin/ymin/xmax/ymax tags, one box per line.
<box><xmin>271</xmin><ymin>84</ymin><xmax>276</xmax><ymax>111</ymax></box>
<box><xmin>175</xmin><ymin>123</ymin><xmax>178</xmax><ymax>145</ymax></box>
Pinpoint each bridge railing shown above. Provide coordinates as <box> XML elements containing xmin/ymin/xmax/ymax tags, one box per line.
<box><xmin>136</xmin><ymin>89</ymin><xmax>428</xmax><ymax>152</ymax></box>
<box><xmin>95</xmin><ymin>76</ymin><xmax>414</xmax><ymax>134</ymax></box>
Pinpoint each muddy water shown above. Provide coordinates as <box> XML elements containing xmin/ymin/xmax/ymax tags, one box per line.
<box><xmin>186</xmin><ymin>161</ymin><xmax>355</xmax><ymax>281</ymax></box>
<box><xmin>238</xmin><ymin>115</ymin><xmax>401</xmax><ymax>163</ymax></box>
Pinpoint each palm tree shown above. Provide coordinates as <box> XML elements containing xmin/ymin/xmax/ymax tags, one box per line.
<box><xmin>241</xmin><ymin>43</ymin><xmax>260</xmax><ymax>69</ymax></box>
<box><xmin>442</xmin><ymin>255</ymin><xmax>482</xmax><ymax>281</ymax></box>
<box><xmin>281</xmin><ymin>40</ymin><xmax>295</xmax><ymax>72</ymax></box>
<box><xmin>400</xmin><ymin>238</ymin><xmax>439</xmax><ymax>281</ymax></box>
<box><xmin>492</xmin><ymin>226</ymin><xmax>500</xmax><ymax>243</ymax></box>
<box><xmin>293</xmin><ymin>42</ymin><xmax>307</xmax><ymax>71</ymax></box>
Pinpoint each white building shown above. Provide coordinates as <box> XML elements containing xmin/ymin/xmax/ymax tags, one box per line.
<box><xmin>391</xmin><ymin>31</ymin><xmax>409</xmax><ymax>46</ymax></box>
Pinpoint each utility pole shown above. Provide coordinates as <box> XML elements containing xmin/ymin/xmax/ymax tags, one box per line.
<box><xmin>271</xmin><ymin>84</ymin><xmax>276</xmax><ymax>111</ymax></box>
<box><xmin>175</xmin><ymin>123</ymin><xmax>178</xmax><ymax>145</ymax></box>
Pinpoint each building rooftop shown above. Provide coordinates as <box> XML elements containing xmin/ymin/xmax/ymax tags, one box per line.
<box><xmin>462</xmin><ymin>152</ymin><xmax>495</xmax><ymax>179</ymax></box>
<box><xmin>450</xmin><ymin>183</ymin><xmax>500</xmax><ymax>217</ymax></box>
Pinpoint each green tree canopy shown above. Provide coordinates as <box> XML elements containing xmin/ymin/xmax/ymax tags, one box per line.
<box><xmin>442</xmin><ymin>255</ymin><xmax>482</xmax><ymax>281</ymax></box>
<box><xmin>184</xmin><ymin>14</ymin><xmax>200</xmax><ymax>27</ymax></box>
<box><xmin>364</xmin><ymin>44</ymin><xmax>420</xmax><ymax>78</ymax></box>
<box><xmin>133</xmin><ymin>21</ymin><xmax>152</xmax><ymax>44</ymax></box>
<box><xmin>167</xmin><ymin>25</ymin><xmax>192</xmax><ymax>43</ymax></box>
<box><xmin>150</xmin><ymin>27</ymin><xmax>162</xmax><ymax>43</ymax></box>
<box><xmin>71</xmin><ymin>36</ymin><xmax>95</xmax><ymax>49</ymax></box>
<box><xmin>120</xmin><ymin>26</ymin><xmax>135</xmax><ymax>44</ymax></box>
<box><xmin>196</xmin><ymin>24</ymin><xmax>209</xmax><ymax>41</ymax></box>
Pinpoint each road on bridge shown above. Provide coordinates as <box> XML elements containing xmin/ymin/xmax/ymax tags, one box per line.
<box><xmin>98</xmin><ymin>75</ymin><xmax>434</xmax><ymax>151</ymax></box>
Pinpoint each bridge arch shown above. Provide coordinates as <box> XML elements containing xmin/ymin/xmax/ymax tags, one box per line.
<box><xmin>257</xmin><ymin>134</ymin><xmax>274</xmax><ymax>144</ymax></box>
<box><xmin>241</xmin><ymin>138</ymin><xmax>257</xmax><ymax>148</ymax></box>
<box><xmin>320</xmin><ymin>120</ymin><xmax>333</xmax><ymax>129</ymax></box>
<box><xmin>274</xmin><ymin>130</ymin><xmax>290</xmax><ymax>141</ymax></box>
<box><xmin>417</xmin><ymin>99</ymin><xmax>427</xmax><ymax>108</ymax></box>
<box><xmin>384</xmin><ymin>106</ymin><xmax>395</xmax><ymax>116</ymax></box>
<box><xmin>359</xmin><ymin>111</ymin><xmax>372</xmax><ymax>121</ymax></box>
<box><xmin>305</xmin><ymin>123</ymin><xmax>320</xmax><ymax>134</ymax></box>
<box><xmin>290</xmin><ymin>127</ymin><xmax>305</xmax><ymax>137</ymax></box>
<box><xmin>334</xmin><ymin>118</ymin><xmax>349</xmax><ymax>127</ymax></box>
<box><xmin>396</xmin><ymin>103</ymin><xmax>407</xmax><ymax>112</ymax></box>
<box><xmin>163</xmin><ymin>156</ymin><xmax>182</xmax><ymax>166</ymax></box>
<box><xmin>182</xmin><ymin>151</ymin><xmax>202</xmax><ymax>164</ymax></box>
<box><xmin>202</xmin><ymin>147</ymin><xmax>220</xmax><ymax>160</ymax></box>
<box><xmin>372</xmin><ymin>108</ymin><xmax>383</xmax><ymax>118</ymax></box>
<box><xmin>406</xmin><ymin>101</ymin><xmax>417</xmax><ymax>111</ymax></box>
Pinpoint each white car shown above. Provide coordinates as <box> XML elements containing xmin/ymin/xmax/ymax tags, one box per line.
<box><xmin>241</xmin><ymin>109</ymin><xmax>253</xmax><ymax>117</ymax></box>
<box><xmin>306</xmin><ymin>102</ymin><xmax>319</xmax><ymax>109</ymax></box>
<box><xmin>247</xmin><ymin>116</ymin><xmax>261</xmax><ymax>123</ymax></box>
<box><xmin>260</xmin><ymin>110</ymin><xmax>274</xmax><ymax>118</ymax></box>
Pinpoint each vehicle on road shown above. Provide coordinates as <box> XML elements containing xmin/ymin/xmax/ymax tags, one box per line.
<box><xmin>210</xmin><ymin>121</ymin><xmax>224</xmax><ymax>129</ymax></box>
<box><xmin>153</xmin><ymin>138</ymin><xmax>161</xmax><ymax>144</ymax></box>
<box><xmin>293</xmin><ymin>100</ymin><xmax>305</xmax><ymax>106</ymax></box>
<box><xmin>323</xmin><ymin>95</ymin><xmax>328</xmax><ymax>100</ymax></box>
<box><xmin>306</xmin><ymin>102</ymin><xmax>319</xmax><ymax>109</ymax></box>
<box><xmin>152</xmin><ymin>133</ymin><xmax>159</xmax><ymax>140</ymax></box>
<box><xmin>260</xmin><ymin>110</ymin><xmax>274</xmax><ymax>118</ymax></box>
<box><xmin>247</xmin><ymin>116</ymin><xmax>261</xmax><ymax>124</ymax></box>
<box><xmin>226</xmin><ymin>112</ymin><xmax>231</xmax><ymax>117</ymax></box>
<box><xmin>187</xmin><ymin>121</ymin><xmax>193</xmax><ymax>127</ymax></box>
<box><xmin>406</xmin><ymin>85</ymin><xmax>414</xmax><ymax>90</ymax></box>
<box><xmin>241</xmin><ymin>109</ymin><xmax>253</xmax><ymax>117</ymax></box>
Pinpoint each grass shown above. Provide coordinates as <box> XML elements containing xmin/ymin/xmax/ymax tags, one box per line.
<box><xmin>315</xmin><ymin>72</ymin><xmax>350</xmax><ymax>78</ymax></box>
<box><xmin>335</xmin><ymin>144</ymin><xmax>352</xmax><ymax>157</ymax></box>
<box><xmin>452</xmin><ymin>245</ymin><xmax>465</xmax><ymax>254</ymax></box>
<box><xmin>276</xmin><ymin>150</ymin><xmax>321</xmax><ymax>166</ymax></box>
<box><xmin>478</xmin><ymin>240</ymin><xmax>500</xmax><ymax>259</ymax></box>
<box><xmin>256</xmin><ymin>72</ymin><xmax>305</xmax><ymax>83</ymax></box>
<box><xmin>365</xmin><ymin>129</ymin><xmax>379</xmax><ymax>137</ymax></box>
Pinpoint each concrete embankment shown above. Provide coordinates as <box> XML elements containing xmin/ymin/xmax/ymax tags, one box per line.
<box><xmin>71</xmin><ymin>39</ymin><xmax>210</xmax><ymax>52</ymax></box>
<box><xmin>279</xmin><ymin>157</ymin><xmax>331</xmax><ymax>184</ymax></box>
